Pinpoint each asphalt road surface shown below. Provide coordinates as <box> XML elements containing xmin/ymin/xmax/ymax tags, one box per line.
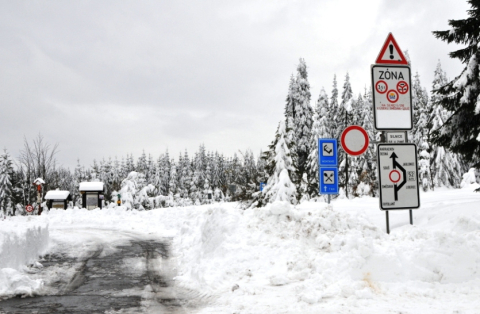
<box><xmin>0</xmin><ymin>238</ymin><xmax>203</xmax><ymax>314</ymax></box>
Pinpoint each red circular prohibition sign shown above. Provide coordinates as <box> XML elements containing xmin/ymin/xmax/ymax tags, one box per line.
<box><xmin>340</xmin><ymin>125</ymin><xmax>370</xmax><ymax>156</ymax></box>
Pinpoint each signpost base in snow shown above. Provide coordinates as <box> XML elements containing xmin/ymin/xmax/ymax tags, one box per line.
<box><xmin>385</xmin><ymin>209</ymin><xmax>413</xmax><ymax>234</ymax></box>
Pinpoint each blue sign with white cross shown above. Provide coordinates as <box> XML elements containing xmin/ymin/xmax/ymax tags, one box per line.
<box><xmin>318</xmin><ymin>139</ymin><xmax>338</xmax><ymax>167</ymax></box>
<box><xmin>319</xmin><ymin>167</ymin><xmax>339</xmax><ymax>194</ymax></box>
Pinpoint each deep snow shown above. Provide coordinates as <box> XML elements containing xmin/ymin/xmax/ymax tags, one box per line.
<box><xmin>1</xmin><ymin>181</ymin><xmax>480</xmax><ymax>313</ymax></box>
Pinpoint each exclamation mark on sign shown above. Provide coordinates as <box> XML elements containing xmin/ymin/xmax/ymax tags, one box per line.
<box><xmin>389</xmin><ymin>44</ymin><xmax>394</xmax><ymax>59</ymax></box>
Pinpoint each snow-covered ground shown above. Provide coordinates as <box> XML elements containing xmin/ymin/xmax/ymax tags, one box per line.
<box><xmin>1</xmin><ymin>181</ymin><xmax>480</xmax><ymax>313</ymax></box>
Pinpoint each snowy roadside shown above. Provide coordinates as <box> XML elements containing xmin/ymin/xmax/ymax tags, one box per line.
<box><xmin>0</xmin><ymin>217</ymin><xmax>49</xmax><ymax>299</ymax></box>
<box><xmin>171</xmin><ymin>184</ymin><xmax>480</xmax><ymax>313</ymax></box>
<box><xmin>1</xmin><ymin>183</ymin><xmax>480</xmax><ymax>313</ymax></box>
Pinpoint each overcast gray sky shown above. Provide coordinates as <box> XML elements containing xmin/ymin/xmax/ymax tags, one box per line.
<box><xmin>0</xmin><ymin>0</ymin><xmax>470</xmax><ymax>169</ymax></box>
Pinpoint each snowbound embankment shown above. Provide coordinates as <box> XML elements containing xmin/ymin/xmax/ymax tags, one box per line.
<box><xmin>172</xmin><ymin>185</ymin><xmax>480</xmax><ymax>313</ymax></box>
<box><xmin>1</xmin><ymin>182</ymin><xmax>479</xmax><ymax>312</ymax></box>
<box><xmin>0</xmin><ymin>218</ymin><xmax>49</xmax><ymax>298</ymax></box>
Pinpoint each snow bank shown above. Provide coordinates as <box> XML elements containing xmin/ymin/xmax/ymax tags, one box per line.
<box><xmin>170</xmin><ymin>191</ymin><xmax>480</xmax><ymax>313</ymax></box>
<box><xmin>0</xmin><ymin>217</ymin><xmax>49</xmax><ymax>298</ymax></box>
<box><xmin>2</xmin><ymin>185</ymin><xmax>480</xmax><ymax>311</ymax></box>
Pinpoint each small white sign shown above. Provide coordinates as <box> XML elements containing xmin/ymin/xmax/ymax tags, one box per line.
<box><xmin>377</xmin><ymin>144</ymin><xmax>420</xmax><ymax>210</ymax></box>
<box><xmin>386</xmin><ymin>131</ymin><xmax>407</xmax><ymax>143</ymax></box>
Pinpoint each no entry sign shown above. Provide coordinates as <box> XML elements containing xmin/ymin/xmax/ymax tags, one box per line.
<box><xmin>25</xmin><ymin>204</ymin><xmax>34</xmax><ymax>213</ymax></box>
<box><xmin>340</xmin><ymin>126</ymin><xmax>369</xmax><ymax>156</ymax></box>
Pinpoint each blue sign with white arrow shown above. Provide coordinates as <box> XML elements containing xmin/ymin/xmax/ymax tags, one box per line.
<box><xmin>318</xmin><ymin>139</ymin><xmax>338</xmax><ymax>167</ymax></box>
<box><xmin>319</xmin><ymin>167</ymin><xmax>339</xmax><ymax>195</ymax></box>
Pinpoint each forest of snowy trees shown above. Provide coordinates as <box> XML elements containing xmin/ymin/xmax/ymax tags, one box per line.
<box><xmin>0</xmin><ymin>56</ymin><xmax>470</xmax><ymax>215</ymax></box>
<box><xmin>2</xmin><ymin>0</ymin><xmax>480</xmax><ymax>214</ymax></box>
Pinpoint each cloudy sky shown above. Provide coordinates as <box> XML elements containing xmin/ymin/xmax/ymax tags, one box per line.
<box><xmin>0</xmin><ymin>0</ymin><xmax>470</xmax><ymax>169</ymax></box>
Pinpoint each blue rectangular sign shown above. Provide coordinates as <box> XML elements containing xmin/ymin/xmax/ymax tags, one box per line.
<box><xmin>319</xmin><ymin>167</ymin><xmax>339</xmax><ymax>195</ymax></box>
<box><xmin>318</xmin><ymin>139</ymin><xmax>338</xmax><ymax>167</ymax></box>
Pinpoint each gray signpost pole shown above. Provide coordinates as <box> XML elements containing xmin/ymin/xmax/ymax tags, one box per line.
<box><xmin>386</xmin><ymin>210</ymin><xmax>390</xmax><ymax>234</ymax></box>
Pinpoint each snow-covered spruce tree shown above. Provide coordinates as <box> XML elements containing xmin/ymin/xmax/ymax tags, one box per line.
<box><xmin>182</xmin><ymin>150</ymin><xmax>193</xmax><ymax>202</ymax></box>
<box><xmin>306</xmin><ymin>87</ymin><xmax>330</xmax><ymax>198</ymax></box>
<box><xmin>119</xmin><ymin>171</ymin><xmax>154</xmax><ymax>210</ymax></box>
<box><xmin>337</xmin><ymin>73</ymin><xmax>354</xmax><ymax>197</ymax></box>
<box><xmin>0</xmin><ymin>150</ymin><xmax>13</xmax><ymax>216</ymax></box>
<box><xmin>260</xmin><ymin>120</ymin><xmax>297</xmax><ymax>205</ymax></box>
<box><xmin>284</xmin><ymin>75</ymin><xmax>299</xmax><ymax>186</ymax></box>
<box><xmin>169</xmin><ymin>159</ymin><xmax>177</xmax><ymax>199</ymax></box>
<box><xmin>429</xmin><ymin>61</ymin><xmax>463</xmax><ymax>188</ymax></box>
<box><xmin>358</xmin><ymin>89</ymin><xmax>378</xmax><ymax>196</ymax></box>
<box><xmin>432</xmin><ymin>1</ymin><xmax>480</xmax><ymax>177</ymax></box>
<box><xmin>111</xmin><ymin>157</ymin><xmax>122</xmax><ymax>192</ymax></box>
<box><xmin>410</xmin><ymin>72</ymin><xmax>430</xmax><ymax>145</ymax></box>
<box><xmin>329</xmin><ymin>75</ymin><xmax>339</xmax><ymax>141</ymax></box>
<box><xmin>414</xmin><ymin>90</ymin><xmax>432</xmax><ymax>190</ymax></box>
<box><xmin>291</xmin><ymin>59</ymin><xmax>313</xmax><ymax>193</ymax></box>
<box><xmin>136</xmin><ymin>150</ymin><xmax>147</xmax><ymax>175</ymax></box>
<box><xmin>418</xmin><ymin>136</ymin><xmax>432</xmax><ymax>192</ymax></box>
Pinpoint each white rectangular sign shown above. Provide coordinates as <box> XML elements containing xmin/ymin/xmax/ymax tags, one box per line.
<box><xmin>377</xmin><ymin>143</ymin><xmax>420</xmax><ymax>210</ymax></box>
<box><xmin>372</xmin><ymin>65</ymin><xmax>412</xmax><ymax>130</ymax></box>
<box><xmin>386</xmin><ymin>131</ymin><xmax>407</xmax><ymax>143</ymax></box>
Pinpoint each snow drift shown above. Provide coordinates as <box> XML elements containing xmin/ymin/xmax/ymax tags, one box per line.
<box><xmin>0</xmin><ymin>217</ymin><xmax>49</xmax><ymax>298</ymax></box>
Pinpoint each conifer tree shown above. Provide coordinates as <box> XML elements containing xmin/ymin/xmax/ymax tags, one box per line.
<box><xmin>429</xmin><ymin>61</ymin><xmax>463</xmax><ymax>188</ymax></box>
<box><xmin>0</xmin><ymin>150</ymin><xmax>13</xmax><ymax>216</ymax></box>
<box><xmin>329</xmin><ymin>75</ymin><xmax>339</xmax><ymax>140</ymax></box>
<box><xmin>306</xmin><ymin>87</ymin><xmax>329</xmax><ymax>198</ymax></box>
<box><xmin>261</xmin><ymin>120</ymin><xmax>297</xmax><ymax>205</ymax></box>
<box><xmin>358</xmin><ymin>89</ymin><xmax>378</xmax><ymax>196</ymax></box>
<box><xmin>292</xmin><ymin>59</ymin><xmax>314</xmax><ymax>188</ymax></box>
<box><xmin>432</xmin><ymin>1</ymin><xmax>480</xmax><ymax>172</ymax></box>
<box><xmin>284</xmin><ymin>75</ymin><xmax>299</xmax><ymax>185</ymax></box>
<box><xmin>411</xmin><ymin>72</ymin><xmax>429</xmax><ymax>145</ymax></box>
<box><xmin>337</xmin><ymin>73</ymin><xmax>354</xmax><ymax>197</ymax></box>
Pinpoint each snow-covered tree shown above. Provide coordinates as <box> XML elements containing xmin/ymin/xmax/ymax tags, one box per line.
<box><xmin>411</xmin><ymin>72</ymin><xmax>429</xmax><ymax>146</ymax></box>
<box><xmin>429</xmin><ymin>61</ymin><xmax>463</xmax><ymax>188</ymax></box>
<box><xmin>418</xmin><ymin>136</ymin><xmax>431</xmax><ymax>192</ymax></box>
<box><xmin>0</xmin><ymin>150</ymin><xmax>14</xmax><ymax>216</ymax></box>
<box><xmin>357</xmin><ymin>89</ymin><xmax>378</xmax><ymax>196</ymax></box>
<box><xmin>432</xmin><ymin>2</ymin><xmax>480</xmax><ymax>173</ymax></box>
<box><xmin>291</xmin><ymin>58</ymin><xmax>314</xmax><ymax>188</ymax></box>
<box><xmin>118</xmin><ymin>171</ymin><xmax>153</xmax><ymax>210</ymax></box>
<box><xmin>306</xmin><ymin>87</ymin><xmax>330</xmax><ymax>198</ymax></box>
<box><xmin>328</xmin><ymin>75</ymin><xmax>339</xmax><ymax>141</ymax></box>
<box><xmin>337</xmin><ymin>73</ymin><xmax>354</xmax><ymax>197</ymax></box>
<box><xmin>261</xmin><ymin>120</ymin><xmax>297</xmax><ymax>205</ymax></box>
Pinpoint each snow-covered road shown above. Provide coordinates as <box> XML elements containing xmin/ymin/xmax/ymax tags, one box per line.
<box><xmin>0</xmin><ymin>229</ymin><xmax>201</xmax><ymax>313</ymax></box>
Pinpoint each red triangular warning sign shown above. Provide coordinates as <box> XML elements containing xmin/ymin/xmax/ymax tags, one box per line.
<box><xmin>375</xmin><ymin>33</ymin><xmax>408</xmax><ymax>65</ymax></box>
